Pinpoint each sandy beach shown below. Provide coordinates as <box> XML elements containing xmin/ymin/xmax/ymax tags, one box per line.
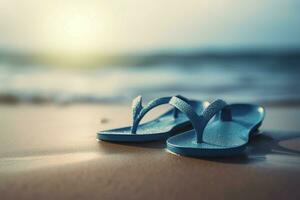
<box><xmin>0</xmin><ymin>104</ymin><xmax>299</xmax><ymax>200</ymax></box>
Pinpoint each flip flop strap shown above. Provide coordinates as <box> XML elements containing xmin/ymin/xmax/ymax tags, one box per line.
<box><xmin>198</xmin><ymin>99</ymin><xmax>232</xmax><ymax>143</ymax></box>
<box><xmin>169</xmin><ymin>96</ymin><xmax>204</xmax><ymax>140</ymax></box>
<box><xmin>131</xmin><ymin>95</ymin><xmax>189</xmax><ymax>134</ymax></box>
<box><xmin>172</xmin><ymin>95</ymin><xmax>190</xmax><ymax>118</ymax></box>
<box><xmin>169</xmin><ymin>97</ymin><xmax>232</xmax><ymax>143</ymax></box>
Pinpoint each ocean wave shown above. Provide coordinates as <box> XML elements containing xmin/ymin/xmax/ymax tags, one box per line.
<box><xmin>0</xmin><ymin>52</ymin><xmax>300</xmax><ymax>106</ymax></box>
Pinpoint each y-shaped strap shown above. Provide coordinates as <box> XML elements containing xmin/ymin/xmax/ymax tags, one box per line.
<box><xmin>198</xmin><ymin>99</ymin><xmax>232</xmax><ymax>141</ymax></box>
<box><xmin>131</xmin><ymin>95</ymin><xmax>189</xmax><ymax>134</ymax></box>
<box><xmin>169</xmin><ymin>96</ymin><xmax>204</xmax><ymax>140</ymax></box>
<box><xmin>169</xmin><ymin>97</ymin><xmax>232</xmax><ymax>143</ymax></box>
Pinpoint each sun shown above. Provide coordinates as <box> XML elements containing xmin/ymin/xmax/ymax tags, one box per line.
<box><xmin>41</xmin><ymin>3</ymin><xmax>109</xmax><ymax>54</ymax></box>
<box><xmin>56</xmin><ymin>14</ymin><xmax>97</xmax><ymax>51</ymax></box>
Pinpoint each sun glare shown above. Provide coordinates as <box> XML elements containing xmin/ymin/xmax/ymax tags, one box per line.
<box><xmin>41</xmin><ymin>3</ymin><xmax>108</xmax><ymax>54</ymax></box>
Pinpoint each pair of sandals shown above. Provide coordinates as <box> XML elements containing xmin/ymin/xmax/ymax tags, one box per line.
<box><xmin>98</xmin><ymin>95</ymin><xmax>265</xmax><ymax>157</ymax></box>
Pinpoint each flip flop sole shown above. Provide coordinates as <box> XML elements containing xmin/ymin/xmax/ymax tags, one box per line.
<box><xmin>167</xmin><ymin>142</ymin><xmax>247</xmax><ymax>157</ymax></box>
<box><xmin>98</xmin><ymin>131</ymin><xmax>172</xmax><ymax>142</ymax></box>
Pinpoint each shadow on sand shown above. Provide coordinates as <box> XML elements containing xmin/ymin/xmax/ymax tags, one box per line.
<box><xmin>207</xmin><ymin>130</ymin><xmax>300</xmax><ymax>164</ymax></box>
<box><xmin>97</xmin><ymin>139</ymin><xmax>166</xmax><ymax>155</ymax></box>
<box><xmin>98</xmin><ymin>130</ymin><xmax>300</xmax><ymax>164</ymax></box>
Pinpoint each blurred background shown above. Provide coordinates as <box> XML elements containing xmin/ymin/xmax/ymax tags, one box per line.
<box><xmin>0</xmin><ymin>0</ymin><xmax>300</xmax><ymax>105</ymax></box>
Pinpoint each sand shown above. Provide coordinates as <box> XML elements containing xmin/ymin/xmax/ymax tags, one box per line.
<box><xmin>0</xmin><ymin>104</ymin><xmax>300</xmax><ymax>200</ymax></box>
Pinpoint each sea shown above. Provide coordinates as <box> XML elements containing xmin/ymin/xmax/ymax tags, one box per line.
<box><xmin>0</xmin><ymin>49</ymin><xmax>300</xmax><ymax>105</ymax></box>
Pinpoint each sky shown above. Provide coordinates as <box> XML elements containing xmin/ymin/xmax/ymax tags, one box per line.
<box><xmin>0</xmin><ymin>0</ymin><xmax>300</xmax><ymax>53</ymax></box>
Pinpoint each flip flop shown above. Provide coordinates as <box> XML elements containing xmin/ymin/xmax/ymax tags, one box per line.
<box><xmin>97</xmin><ymin>95</ymin><xmax>208</xmax><ymax>142</ymax></box>
<box><xmin>166</xmin><ymin>97</ymin><xmax>265</xmax><ymax>157</ymax></box>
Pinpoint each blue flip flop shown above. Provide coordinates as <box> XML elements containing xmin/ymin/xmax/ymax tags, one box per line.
<box><xmin>97</xmin><ymin>95</ymin><xmax>208</xmax><ymax>142</ymax></box>
<box><xmin>166</xmin><ymin>97</ymin><xmax>265</xmax><ymax>157</ymax></box>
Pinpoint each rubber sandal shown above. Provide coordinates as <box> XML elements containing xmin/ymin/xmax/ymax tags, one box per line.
<box><xmin>166</xmin><ymin>97</ymin><xmax>265</xmax><ymax>157</ymax></box>
<box><xmin>97</xmin><ymin>95</ymin><xmax>208</xmax><ymax>142</ymax></box>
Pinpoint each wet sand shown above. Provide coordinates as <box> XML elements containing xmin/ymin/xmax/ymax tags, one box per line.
<box><xmin>0</xmin><ymin>104</ymin><xmax>300</xmax><ymax>200</ymax></box>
